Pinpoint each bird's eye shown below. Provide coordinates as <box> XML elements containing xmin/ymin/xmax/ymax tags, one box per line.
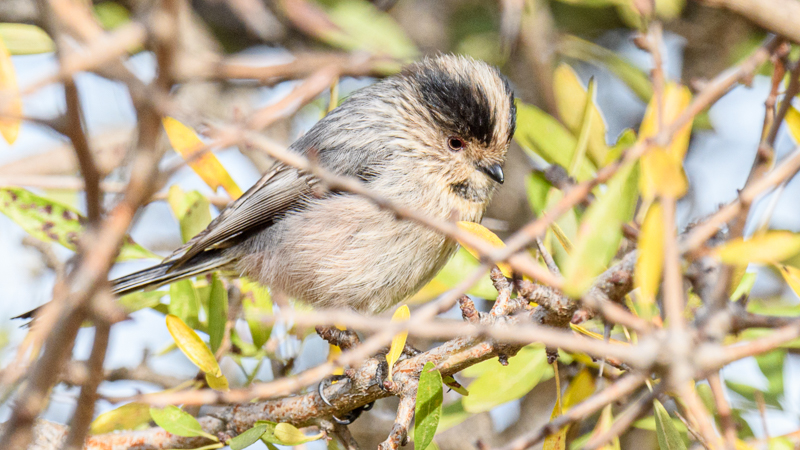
<box><xmin>447</xmin><ymin>136</ymin><xmax>466</xmax><ymax>151</ymax></box>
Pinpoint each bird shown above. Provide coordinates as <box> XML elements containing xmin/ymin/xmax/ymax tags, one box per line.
<box><xmin>21</xmin><ymin>54</ymin><xmax>516</xmax><ymax>319</ymax></box>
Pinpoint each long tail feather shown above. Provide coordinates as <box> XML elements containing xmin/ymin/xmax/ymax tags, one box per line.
<box><xmin>111</xmin><ymin>251</ymin><xmax>231</xmax><ymax>296</ymax></box>
<box><xmin>14</xmin><ymin>251</ymin><xmax>233</xmax><ymax>321</ymax></box>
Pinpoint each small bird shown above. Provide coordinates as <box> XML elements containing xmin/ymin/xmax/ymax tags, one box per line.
<box><xmin>28</xmin><ymin>54</ymin><xmax>516</xmax><ymax>317</ymax></box>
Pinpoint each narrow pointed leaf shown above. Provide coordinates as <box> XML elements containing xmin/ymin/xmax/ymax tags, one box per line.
<box><xmin>456</xmin><ymin>221</ymin><xmax>512</xmax><ymax>277</ymax></box>
<box><xmin>241</xmin><ymin>279</ymin><xmax>273</xmax><ymax>349</ymax></box>
<box><xmin>167</xmin><ymin>185</ymin><xmax>212</xmax><ymax>243</ymax></box>
<box><xmin>163</xmin><ymin>117</ymin><xmax>242</xmax><ymax>199</ymax></box>
<box><xmin>149</xmin><ymin>405</ymin><xmax>218</xmax><ymax>441</ymax></box>
<box><xmin>208</xmin><ymin>274</ymin><xmax>228</xmax><ymax>354</ymax></box>
<box><xmin>514</xmin><ymin>100</ymin><xmax>596</xmax><ymax>181</ymax></box>
<box><xmin>785</xmin><ymin>106</ymin><xmax>800</xmax><ymax>144</ymax></box>
<box><xmin>555</xmin><ymin>64</ymin><xmax>609</xmax><ymax>167</ymax></box>
<box><xmin>638</xmin><ymin>84</ymin><xmax>693</xmax><ymax>199</ymax></box>
<box><xmin>229</xmin><ymin>423</ymin><xmax>269</xmax><ymax>450</ymax></box>
<box><xmin>415</xmin><ymin>362</ymin><xmax>443</xmax><ymax>450</ymax></box>
<box><xmin>165</xmin><ymin>314</ymin><xmax>228</xmax><ymax>391</ymax></box>
<box><xmin>272</xmin><ymin>423</ymin><xmax>324</xmax><ymax>445</ymax></box>
<box><xmin>442</xmin><ymin>375</ymin><xmax>469</xmax><ymax>396</ymax></box>
<box><xmin>463</xmin><ymin>344</ymin><xmax>549</xmax><ymax>413</ymax></box>
<box><xmin>591</xmin><ymin>404</ymin><xmax>621</xmax><ymax>450</ymax></box>
<box><xmin>0</xmin><ymin>23</ymin><xmax>54</xmax><ymax>55</ymax></box>
<box><xmin>90</xmin><ymin>402</ymin><xmax>151</xmax><ymax>434</ymax></box>
<box><xmin>653</xmin><ymin>399</ymin><xmax>687</xmax><ymax>450</ymax></box>
<box><xmin>0</xmin><ymin>187</ymin><xmax>158</xmax><ymax>260</ymax></box>
<box><xmin>563</xmin><ymin>161</ymin><xmax>639</xmax><ymax>297</ymax></box>
<box><xmin>715</xmin><ymin>231</ymin><xmax>800</xmax><ymax>265</ymax></box>
<box><xmin>169</xmin><ymin>280</ymin><xmax>200</xmax><ymax>329</ymax></box>
<box><xmin>779</xmin><ymin>265</ymin><xmax>800</xmax><ymax>297</ymax></box>
<box><xmin>386</xmin><ymin>304</ymin><xmax>410</xmax><ymax>382</ymax></box>
<box><xmin>0</xmin><ymin>36</ymin><xmax>21</xmax><ymax>145</ymax></box>
<box><xmin>557</xmin><ymin>35</ymin><xmax>652</xmax><ymax>103</ymax></box>
<box><xmin>635</xmin><ymin>202</ymin><xmax>664</xmax><ymax>313</ymax></box>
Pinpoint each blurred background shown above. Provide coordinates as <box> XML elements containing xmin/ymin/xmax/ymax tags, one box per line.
<box><xmin>2</xmin><ymin>0</ymin><xmax>800</xmax><ymax>448</ymax></box>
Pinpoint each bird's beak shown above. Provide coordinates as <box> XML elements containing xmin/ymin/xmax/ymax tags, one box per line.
<box><xmin>481</xmin><ymin>164</ymin><xmax>504</xmax><ymax>184</ymax></box>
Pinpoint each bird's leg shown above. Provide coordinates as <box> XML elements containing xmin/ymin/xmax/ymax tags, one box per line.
<box><xmin>316</xmin><ymin>326</ymin><xmax>373</xmax><ymax>424</ymax></box>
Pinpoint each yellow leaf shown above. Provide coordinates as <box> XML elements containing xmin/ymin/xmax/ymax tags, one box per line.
<box><xmin>544</xmin><ymin>369</ymin><xmax>596</xmax><ymax>450</ymax></box>
<box><xmin>591</xmin><ymin>405</ymin><xmax>621</xmax><ymax>450</ymax></box>
<box><xmin>638</xmin><ymin>83</ymin><xmax>692</xmax><ymax>199</ymax></box>
<box><xmin>386</xmin><ymin>304</ymin><xmax>410</xmax><ymax>382</ymax></box>
<box><xmin>328</xmin><ymin>344</ymin><xmax>344</xmax><ymax>376</ymax></box>
<box><xmin>635</xmin><ymin>202</ymin><xmax>664</xmax><ymax>314</ymax></box>
<box><xmin>778</xmin><ymin>265</ymin><xmax>800</xmax><ymax>297</ymax></box>
<box><xmin>165</xmin><ymin>314</ymin><xmax>229</xmax><ymax>391</ymax></box>
<box><xmin>456</xmin><ymin>221</ymin><xmax>512</xmax><ymax>277</ymax></box>
<box><xmin>273</xmin><ymin>422</ymin><xmax>324</xmax><ymax>445</ymax></box>
<box><xmin>563</xmin><ymin>368</ymin><xmax>596</xmax><ymax>409</ymax></box>
<box><xmin>569</xmin><ymin>323</ymin><xmax>629</xmax><ymax>345</ymax></box>
<box><xmin>205</xmin><ymin>372</ymin><xmax>229</xmax><ymax>391</ymax></box>
<box><xmin>162</xmin><ymin>117</ymin><xmax>243</xmax><ymax>198</ymax></box>
<box><xmin>0</xmin><ymin>36</ymin><xmax>21</xmax><ymax>145</ymax></box>
<box><xmin>554</xmin><ymin>64</ymin><xmax>609</xmax><ymax>167</ymax></box>
<box><xmin>90</xmin><ymin>402</ymin><xmax>151</xmax><ymax>434</ymax></box>
<box><xmin>715</xmin><ymin>231</ymin><xmax>800</xmax><ymax>265</ymax></box>
<box><xmin>785</xmin><ymin>106</ymin><xmax>800</xmax><ymax>144</ymax></box>
<box><xmin>550</xmin><ymin>221</ymin><xmax>574</xmax><ymax>254</ymax></box>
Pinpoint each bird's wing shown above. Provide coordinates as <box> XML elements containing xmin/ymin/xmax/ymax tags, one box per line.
<box><xmin>164</xmin><ymin>163</ymin><xmax>314</xmax><ymax>269</ymax></box>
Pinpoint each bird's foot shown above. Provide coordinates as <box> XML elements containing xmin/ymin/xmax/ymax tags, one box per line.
<box><xmin>318</xmin><ymin>374</ymin><xmax>374</xmax><ymax>425</ymax></box>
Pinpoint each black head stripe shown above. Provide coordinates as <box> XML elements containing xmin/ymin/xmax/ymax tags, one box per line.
<box><xmin>504</xmin><ymin>77</ymin><xmax>517</xmax><ymax>144</ymax></box>
<box><xmin>408</xmin><ymin>63</ymin><xmax>497</xmax><ymax>146</ymax></box>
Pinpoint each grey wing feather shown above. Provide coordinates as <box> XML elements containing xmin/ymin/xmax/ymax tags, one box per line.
<box><xmin>164</xmin><ymin>163</ymin><xmax>313</xmax><ymax>269</ymax></box>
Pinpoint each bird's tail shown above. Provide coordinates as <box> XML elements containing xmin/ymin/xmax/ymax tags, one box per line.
<box><xmin>111</xmin><ymin>250</ymin><xmax>231</xmax><ymax>296</ymax></box>
<box><xmin>14</xmin><ymin>250</ymin><xmax>233</xmax><ymax>321</ymax></box>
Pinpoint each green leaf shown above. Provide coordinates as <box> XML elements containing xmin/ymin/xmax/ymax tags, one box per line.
<box><xmin>606</xmin><ymin>128</ymin><xmax>637</xmax><ymax>165</ymax></box>
<box><xmin>558</xmin><ymin>35</ymin><xmax>652</xmax><ymax>103</ymax></box>
<box><xmin>324</xmin><ymin>0</ymin><xmax>418</xmax><ymax>62</ymax></box>
<box><xmin>415</xmin><ymin>362</ymin><xmax>443</xmax><ymax>450</ymax></box>
<box><xmin>118</xmin><ymin>290</ymin><xmax>166</xmax><ymax>313</ymax></box>
<box><xmin>267</xmin><ymin>423</ymin><xmax>324</xmax><ymax>446</ymax></box>
<box><xmin>90</xmin><ymin>402</ymin><xmax>151</xmax><ymax>434</ymax></box>
<box><xmin>514</xmin><ymin>101</ymin><xmax>596</xmax><ymax>181</ymax></box>
<box><xmin>730</xmin><ymin>272</ymin><xmax>757</xmax><ymax>301</ymax></box>
<box><xmin>0</xmin><ymin>187</ymin><xmax>157</xmax><ymax>260</ymax></box>
<box><xmin>756</xmin><ymin>349</ymin><xmax>785</xmax><ymax>395</ymax></box>
<box><xmin>241</xmin><ymin>279</ymin><xmax>273</xmax><ymax>349</ymax></box>
<box><xmin>526</xmin><ymin>172</ymin><xmax>551</xmax><ymax>215</ymax></box>
<box><xmin>442</xmin><ymin>375</ymin><xmax>468</xmax><ymax>396</ymax></box>
<box><xmin>653</xmin><ymin>400</ymin><xmax>687</xmax><ymax>450</ymax></box>
<box><xmin>208</xmin><ymin>274</ymin><xmax>228</xmax><ymax>354</ymax></box>
<box><xmin>554</xmin><ymin>64</ymin><xmax>609</xmax><ymax>168</ymax></box>
<box><xmin>462</xmin><ymin>344</ymin><xmax>550</xmax><ymax>413</ymax></box>
<box><xmin>169</xmin><ymin>279</ymin><xmax>200</xmax><ymax>329</ymax></box>
<box><xmin>229</xmin><ymin>423</ymin><xmax>269</xmax><ymax>450</ymax></box>
<box><xmin>149</xmin><ymin>405</ymin><xmax>218</xmax><ymax>441</ymax></box>
<box><xmin>0</xmin><ymin>23</ymin><xmax>55</xmax><ymax>55</ymax></box>
<box><xmin>93</xmin><ymin>2</ymin><xmax>131</xmax><ymax>30</ymax></box>
<box><xmin>167</xmin><ymin>185</ymin><xmax>212</xmax><ymax>244</ymax></box>
<box><xmin>563</xmin><ymin>161</ymin><xmax>639</xmax><ymax>297</ymax></box>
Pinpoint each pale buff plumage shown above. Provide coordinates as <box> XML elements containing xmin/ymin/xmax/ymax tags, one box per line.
<box><xmin>99</xmin><ymin>54</ymin><xmax>517</xmax><ymax>315</ymax></box>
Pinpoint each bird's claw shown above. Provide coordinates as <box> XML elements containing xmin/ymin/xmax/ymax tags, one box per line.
<box><xmin>318</xmin><ymin>374</ymin><xmax>374</xmax><ymax>425</ymax></box>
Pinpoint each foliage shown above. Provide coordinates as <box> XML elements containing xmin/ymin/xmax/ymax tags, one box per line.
<box><xmin>4</xmin><ymin>0</ymin><xmax>800</xmax><ymax>449</ymax></box>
